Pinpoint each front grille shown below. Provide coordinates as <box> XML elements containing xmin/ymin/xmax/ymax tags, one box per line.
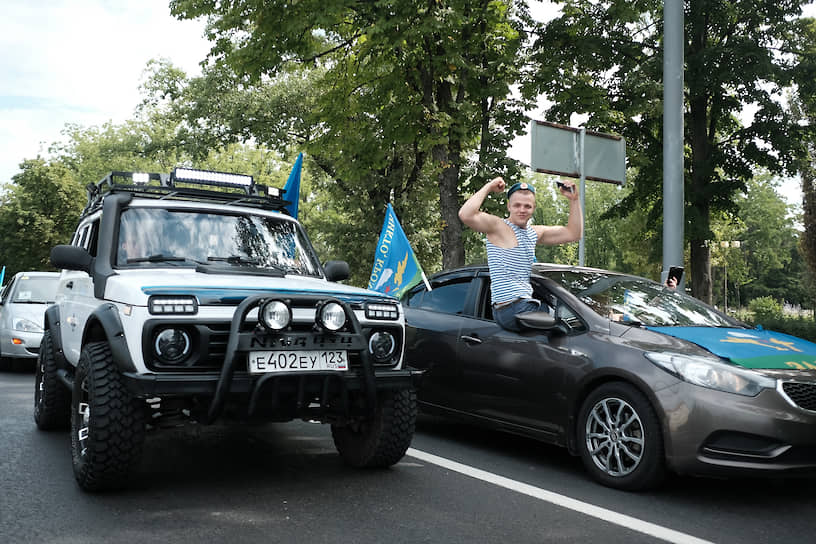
<box><xmin>782</xmin><ymin>382</ymin><xmax>816</xmax><ymax>411</ymax></box>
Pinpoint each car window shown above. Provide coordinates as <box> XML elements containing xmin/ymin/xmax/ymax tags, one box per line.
<box><xmin>541</xmin><ymin>269</ymin><xmax>740</xmax><ymax>327</ymax></box>
<box><xmin>116</xmin><ymin>208</ymin><xmax>321</xmax><ymax>275</ymax></box>
<box><xmin>416</xmin><ymin>279</ymin><xmax>470</xmax><ymax>315</ymax></box>
<box><xmin>11</xmin><ymin>276</ymin><xmax>58</xmax><ymax>304</ymax></box>
<box><xmin>402</xmin><ymin>286</ymin><xmax>425</xmax><ymax>307</ymax></box>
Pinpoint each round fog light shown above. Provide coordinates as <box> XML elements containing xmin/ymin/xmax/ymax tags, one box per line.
<box><xmin>369</xmin><ymin>331</ymin><xmax>396</xmax><ymax>362</ymax></box>
<box><xmin>154</xmin><ymin>328</ymin><xmax>191</xmax><ymax>364</ymax></box>
<box><xmin>261</xmin><ymin>300</ymin><xmax>291</xmax><ymax>330</ymax></box>
<box><xmin>319</xmin><ymin>302</ymin><xmax>346</xmax><ymax>331</ymax></box>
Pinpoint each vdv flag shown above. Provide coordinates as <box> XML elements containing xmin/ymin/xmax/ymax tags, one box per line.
<box><xmin>368</xmin><ymin>204</ymin><xmax>430</xmax><ymax>298</ymax></box>
<box><xmin>282</xmin><ymin>152</ymin><xmax>303</xmax><ymax>218</ymax></box>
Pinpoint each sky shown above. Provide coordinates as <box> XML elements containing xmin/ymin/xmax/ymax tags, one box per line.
<box><xmin>0</xmin><ymin>0</ymin><xmax>810</xmax><ymax>208</ymax></box>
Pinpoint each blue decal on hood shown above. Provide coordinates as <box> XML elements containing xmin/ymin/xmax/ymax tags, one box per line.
<box><xmin>646</xmin><ymin>326</ymin><xmax>816</xmax><ymax>370</ymax></box>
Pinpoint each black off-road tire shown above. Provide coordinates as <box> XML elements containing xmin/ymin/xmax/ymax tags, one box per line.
<box><xmin>34</xmin><ymin>330</ymin><xmax>70</xmax><ymax>430</ymax></box>
<box><xmin>577</xmin><ymin>382</ymin><xmax>665</xmax><ymax>491</ymax></box>
<box><xmin>71</xmin><ymin>341</ymin><xmax>145</xmax><ymax>491</ymax></box>
<box><xmin>332</xmin><ymin>388</ymin><xmax>417</xmax><ymax>468</ymax></box>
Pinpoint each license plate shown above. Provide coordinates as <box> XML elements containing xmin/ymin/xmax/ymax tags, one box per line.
<box><xmin>248</xmin><ymin>350</ymin><xmax>348</xmax><ymax>374</ymax></box>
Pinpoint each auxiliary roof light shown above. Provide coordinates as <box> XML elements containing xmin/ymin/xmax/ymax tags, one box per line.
<box><xmin>132</xmin><ymin>172</ymin><xmax>150</xmax><ymax>185</ymax></box>
<box><xmin>172</xmin><ymin>167</ymin><xmax>254</xmax><ymax>189</ymax></box>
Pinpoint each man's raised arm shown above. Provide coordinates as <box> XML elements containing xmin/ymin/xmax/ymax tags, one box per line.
<box><xmin>458</xmin><ymin>177</ymin><xmax>506</xmax><ymax>235</ymax></box>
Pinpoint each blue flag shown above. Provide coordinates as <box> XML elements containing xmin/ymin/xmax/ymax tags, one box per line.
<box><xmin>368</xmin><ymin>204</ymin><xmax>430</xmax><ymax>298</ymax></box>
<box><xmin>0</xmin><ymin>266</ymin><xmax>4</xmax><ymax>286</ymax></box>
<box><xmin>282</xmin><ymin>152</ymin><xmax>303</xmax><ymax>218</ymax></box>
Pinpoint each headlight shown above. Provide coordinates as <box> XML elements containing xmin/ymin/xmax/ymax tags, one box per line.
<box><xmin>149</xmin><ymin>296</ymin><xmax>198</xmax><ymax>315</ymax></box>
<box><xmin>317</xmin><ymin>301</ymin><xmax>346</xmax><ymax>331</ymax></box>
<box><xmin>365</xmin><ymin>303</ymin><xmax>399</xmax><ymax>320</ymax></box>
<box><xmin>261</xmin><ymin>300</ymin><xmax>291</xmax><ymax>330</ymax></box>
<box><xmin>13</xmin><ymin>317</ymin><xmax>43</xmax><ymax>333</ymax></box>
<box><xmin>369</xmin><ymin>331</ymin><xmax>396</xmax><ymax>362</ymax></box>
<box><xmin>645</xmin><ymin>351</ymin><xmax>776</xmax><ymax>397</ymax></box>
<box><xmin>154</xmin><ymin>328</ymin><xmax>192</xmax><ymax>364</ymax></box>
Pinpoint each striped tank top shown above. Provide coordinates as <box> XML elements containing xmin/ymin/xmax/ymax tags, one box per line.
<box><xmin>486</xmin><ymin>220</ymin><xmax>538</xmax><ymax>304</ymax></box>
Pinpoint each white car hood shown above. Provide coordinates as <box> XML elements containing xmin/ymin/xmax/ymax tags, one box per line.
<box><xmin>104</xmin><ymin>269</ymin><xmax>394</xmax><ymax>307</ymax></box>
<box><xmin>5</xmin><ymin>301</ymin><xmax>50</xmax><ymax>328</ymax></box>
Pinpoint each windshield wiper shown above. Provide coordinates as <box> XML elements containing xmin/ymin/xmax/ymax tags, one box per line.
<box><xmin>127</xmin><ymin>254</ymin><xmax>190</xmax><ymax>264</ymax></box>
<box><xmin>207</xmin><ymin>255</ymin><xmax>261</xmax><ymax>266</ymax></box>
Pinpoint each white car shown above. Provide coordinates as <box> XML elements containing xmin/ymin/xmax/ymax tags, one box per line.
<box><xmin>0</xmin><ymin>271</ymin><xmax>59</xmax><ymax>371</ymax></box>
<box><xmin>34</xmin><ymin>168</ymin><xmax>418</xmax><ymax>491</ymax></box>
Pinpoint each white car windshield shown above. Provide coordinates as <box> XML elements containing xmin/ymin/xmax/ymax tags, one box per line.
<box><xmin>116</xmin><ymin>207</ymin><xmax>322</xmax><ymax>277</ymax></box>
<box><xmin>541</xmin><ymin>269</ymin><xmax>741</xmax><ymax>327</ymax></box>
<box><xmin>11</xmin><ymin>276</ymin><xmax>58</xmax><ymax>304</ymax></box>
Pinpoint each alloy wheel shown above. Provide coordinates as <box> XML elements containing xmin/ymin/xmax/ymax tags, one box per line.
<box><xmin>584</xmin><ymin>396</ymin><xmax>645</xmax><ymax>477</ymax></box>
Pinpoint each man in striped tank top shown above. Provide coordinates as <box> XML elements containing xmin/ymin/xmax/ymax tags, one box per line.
<box><xmin>459</xmin><ymin>176</ymin><xmax>582</xmax><ymax>331</ymax></box>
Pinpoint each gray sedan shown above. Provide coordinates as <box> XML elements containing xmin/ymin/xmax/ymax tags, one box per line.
<box><xmin>402</xmin><ymin>264</ymin><xmax>816</xmax><ymax>490</ymax></box>
<box><xmin>0</xmin><ymin>271</ymin><xmax>59</xmax><ymax>371</ymax></box>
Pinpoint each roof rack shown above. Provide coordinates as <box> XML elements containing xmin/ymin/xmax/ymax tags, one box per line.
<box><xmin>82</xmin><ymin>168</ymin><xmax>291</xmax><ymax>216</ymax></box>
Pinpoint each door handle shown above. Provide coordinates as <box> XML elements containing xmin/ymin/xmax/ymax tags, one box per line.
<box><xmin>460</xmin><ymin>335</ymin><xmax>482</xmax><ymax>345</ymax></box>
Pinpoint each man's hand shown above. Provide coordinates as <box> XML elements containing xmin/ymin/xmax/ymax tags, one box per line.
<box><xmin>665</xmin><ymin>277</ymin><xmax>678</xmax><ymax>290</ymax></box>
<box><xmin>558</xmin><ymin>180</ymin><xmax>579</xmax><ymax>201</ymax></box>
<box><xmin>488</xmin><ymin>176</ymin><xmax>506</xmax><ymax>193</ymax></box>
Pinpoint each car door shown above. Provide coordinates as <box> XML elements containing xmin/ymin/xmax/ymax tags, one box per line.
<box><xmin>454</xmin><ymin>275</ymin><xmax>589</xmax><ymax>440</ymax></box>
<box><xmin>403</xmin><ymin>270</ymin><xmax>479</xmax><ymax>411</ymax></box>
<box><xmin>58</xmin><ymin>220</ymin><xmax>99</xmax><ymax>364</ymax></box>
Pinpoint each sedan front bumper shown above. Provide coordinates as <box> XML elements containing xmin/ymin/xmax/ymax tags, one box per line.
<box><xmin>656</xmin><ymin>377</ymin><xmax>816</xmax><ymax>477</ymax></box>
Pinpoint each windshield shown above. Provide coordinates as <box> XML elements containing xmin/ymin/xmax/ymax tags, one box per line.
<box><xmin>12</xmin><ymin>276</ymin><xmax>58</xmax><ymax>304</ymax></box>
<box><xmin>116</xmin><ymin>207</ymin><xmax>323</xmax><ymax>277</ymax></box>
<box><xmin>540</xmin><ymin>269</ymin><xmax>741</xmax><ymax>327</ymax></box>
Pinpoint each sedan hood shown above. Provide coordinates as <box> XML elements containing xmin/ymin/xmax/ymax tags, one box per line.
<box><xmin>6</xmin><ymin>302</ymin><xmax>50</xmax><ymax>328</ymax></box>
<box><xmin>647</xmin><ymin>326</ymin><xmax>816</xmax><ymax>370</ymax></box>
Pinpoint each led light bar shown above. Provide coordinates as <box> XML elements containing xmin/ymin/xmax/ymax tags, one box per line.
<box><xmin>172</xmin><ymin>167</ymin><xmax>253</xmax><ymax>189</ymax></box>
<box><xmin>132</xmin><ymin>172</ymin><xmax>150</xmax><ymax>184</ymax></box>
<box><xmin>365</xmin><ymin>303</ymin><xmax>399</xmax><ymax>320</ymax></box>
<box><xmin>149</xmin><ymin>296</ymin><xmax>198</xmax><ymax>315</ymax></box>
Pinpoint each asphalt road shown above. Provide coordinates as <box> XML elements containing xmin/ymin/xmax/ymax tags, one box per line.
<box><xmin>1</xmin><ymin>369</ymin><xmax>813</xmax><ymax>544</ymax></box>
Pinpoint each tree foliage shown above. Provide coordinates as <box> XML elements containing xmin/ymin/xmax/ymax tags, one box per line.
<box><xmin>0</xmin><ymin>159</ymin><xmax>84</xmax><ymax>275</ymax></box>
<box><xmin>168</xmin><ymin>0</ymin><xmax>533</xmax><ymax>271</ymax></box>
<box><xmin>525</xmin><ymin>0</ymin><xmax>815</xmax><ymax>303</ymax></box>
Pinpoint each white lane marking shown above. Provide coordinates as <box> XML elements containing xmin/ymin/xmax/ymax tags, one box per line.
<box><xmin>406</xmin><ymin>448</ymin><xmax>714</xmax><ymax>544</ymax></box>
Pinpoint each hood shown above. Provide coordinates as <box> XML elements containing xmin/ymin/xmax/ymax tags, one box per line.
<box><xmin>647</xmin><ymin>326</ymin><xmax>816</xmax><ymax>370</ymax></box>
<box><xmin>6</xmin><ymin>301</ymin><xmax>50</xmax><ymax>328</ymax></box>
<box><xmin>105</xmin><ymin>269</ymin><xmax>397</xmax><ymax>307</ymax></box>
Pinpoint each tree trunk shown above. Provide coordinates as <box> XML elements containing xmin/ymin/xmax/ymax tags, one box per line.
<box><xmin>690</xmin><ymin>239</ymin><xmax>713</xmax><ymax>305</ymax></box>
<box><xmin>434</xmin><ymin>144</ymin><xmax>465</xmax><ymax>269</ymax></box>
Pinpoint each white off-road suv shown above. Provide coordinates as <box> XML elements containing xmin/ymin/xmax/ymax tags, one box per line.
<box><xmin>34</xmin><ymin>168</ymin><xmax>418</xmax><ymax>491</ymax></box>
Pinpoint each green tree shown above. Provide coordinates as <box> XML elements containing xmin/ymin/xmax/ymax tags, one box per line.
<box><xmin>0</xmin><ymin>159</ymin><xmax>84</xmax><ymax>274</ymax></box>
<box><xmin>169</xmin><ymin>0</ymin><xmax>533</xmax><ymax>271</ymax></box>
<box><xmin>526</xmin><ymin>0</ymin><xmax>815</xmax><ymax>304</ymax></box>
<box><xmin>792</xmin><ymin>18</ymin><xmax>816</xmax><ymax>306</ymax></box>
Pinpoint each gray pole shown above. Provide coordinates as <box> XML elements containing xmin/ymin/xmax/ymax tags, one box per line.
<box><xmin>662</xmin><ymin>0</ymin><xmax>684</xmax><ymax>287</ymax></box>
<box><xmin>578</xmin><ymin>127</ymin><xmax>586</xmax><ymax>266</ymax></box>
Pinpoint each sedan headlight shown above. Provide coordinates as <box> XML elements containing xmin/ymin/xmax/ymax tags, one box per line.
<box><xmin>13</xmin><ymin>317</ymin><xmax>43</xmax><ymax>333</ymax></box>
<box><xmin>645</xmin><ymin>351</ymin><xmax>776</xmax><ymax>397</ymax></box>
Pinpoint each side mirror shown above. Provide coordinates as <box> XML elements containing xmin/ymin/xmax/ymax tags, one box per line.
<box><xmin>324</xmin><ymin>260</ymin><xmax>350</xmax><ymax>282</ymax></box>
<box><xmin>516</xmin><ymin>311</ymin><xmax>560</xmax><ymax>331</ymax></box>
<box><xmin>51</xmin><ymin>245</ymin><xmax>93</xmax><ymax>273</ymax></box>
